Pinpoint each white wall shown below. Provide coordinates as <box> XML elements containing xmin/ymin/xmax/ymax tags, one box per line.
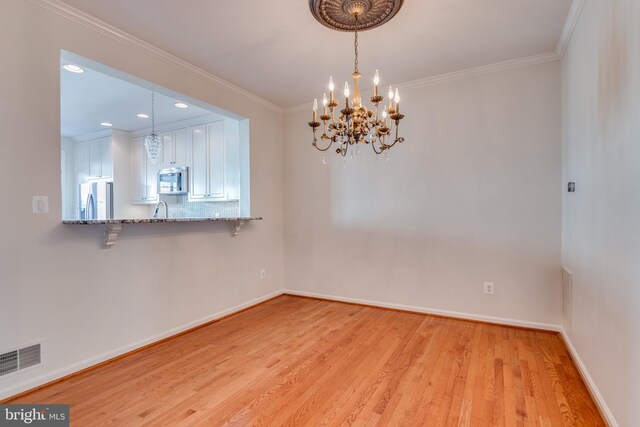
<box><xmin>284</xmin><ymin>61</ymin><xmax>563</xmax><ymax>325</ymax></box>
<box><xmin>0</xmin><ymin>0</ymin><xmax>284</xmax><ymax>398</ymax></box>
<box><xmin>561</xmin><ymin>1</ymin><xmax>640</xmax><ymax>425</ymax></box>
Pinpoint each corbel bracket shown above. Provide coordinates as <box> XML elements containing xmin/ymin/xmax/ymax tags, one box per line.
<box><xmin>103</xmin><ymin>224</ymin><xmax>122</xmax><ymax>248</ymax></box>
<box><xmin>231</xmin><ymin>220</ymin><xmax>245</xmax><ymax>237</ymax></box>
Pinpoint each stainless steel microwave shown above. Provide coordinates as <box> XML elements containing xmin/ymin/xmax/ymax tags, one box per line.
<box><xmin>158</xmin><ymin>167</ymin><xmax>189</xmax><ymax>195</ymax></box>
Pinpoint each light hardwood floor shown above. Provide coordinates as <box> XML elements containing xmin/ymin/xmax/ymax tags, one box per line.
<box><xmin>7</xmin><ymin>295</ymin><xmax>605</xmax><ymax>426</ymax></box>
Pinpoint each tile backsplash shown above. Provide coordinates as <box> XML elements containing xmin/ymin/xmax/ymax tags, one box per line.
<box><xmin>160</xmin><ymin>195</ymin><xmax>240</xmax><ymax>218</ymax></box>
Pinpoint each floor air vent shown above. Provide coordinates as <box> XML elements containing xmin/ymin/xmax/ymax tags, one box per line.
<box><xmin>0</xmin><ymin>344</ymin><xmax>41</xmax><ymax>376</ymax></box>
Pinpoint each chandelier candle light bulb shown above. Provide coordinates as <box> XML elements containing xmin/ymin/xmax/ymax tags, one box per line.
<box><xmin>388</xmin><ymin>86</ymin><xmax>394</xmax><ymax>110</ymax></box>
<box><xmin>313</xmin><ymin>98</ymin><xmax>318</xmax><ymax>122</ymax></box>
<box><xmin>344</xmin><ymin>82</ymin><xmax>350</xmax><ymax>108</ymax></box>
<box><xmin>394</xmin><ymin>89</ymin><xmax>400</xmax><ymax>114</ymax></box>
<box><xmin>374</xmin><ymin>70</ymin><xmax>380</xmax><ymax>97</ymax></box>
<box><xmin>329</xmin><ymin>76</ymin><xmax>335</xmax><ymax>104</ymax></box>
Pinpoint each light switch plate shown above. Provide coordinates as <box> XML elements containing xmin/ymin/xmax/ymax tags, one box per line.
<box><xmin>32</xmin><ymin>196</ymin><xmax>49</xmax><ymax>214</ymax></box>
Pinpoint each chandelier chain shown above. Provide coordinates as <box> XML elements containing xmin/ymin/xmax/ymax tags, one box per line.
<box><xmin>151</xmin><ymin>91</ymin><xmax>156</xmax><ymax>133</ymax></box>
<box><xmin>354</xmin><ymin>14</ymin><xmax>359</xmax><ymax>73</ymax></box>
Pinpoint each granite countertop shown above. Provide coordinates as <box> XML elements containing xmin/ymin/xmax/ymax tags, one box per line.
<box><xmin>63</xmin><ymin>217</ymin><xmax>262</xmax><ymax>225</ymax></box>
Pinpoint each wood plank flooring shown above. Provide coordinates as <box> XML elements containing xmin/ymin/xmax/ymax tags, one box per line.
<box><xmin>7</xmin><ymin>295</ymin><xmax>605</xmax><ymax>426</ymax></box>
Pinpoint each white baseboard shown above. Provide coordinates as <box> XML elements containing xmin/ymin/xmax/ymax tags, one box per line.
<box><xmin>559</xmin><ymin>329</ymin><xmax>618</xmax><ymax>427</ymax></box>
<box><xmin>282</xmin><ymin>289</ymin><xmax>561</xmax><ymax>331</ymax></box>
<box><xmin>0</xmin><ymin>290</ymin><xmax>282</xmax><ymax>401</ymax></box>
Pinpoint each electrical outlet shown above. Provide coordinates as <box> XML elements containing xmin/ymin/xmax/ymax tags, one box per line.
<box><xmin>260</xmin><ymin>269</ymin><xmax>266</xmax><ymax>280</ymax></box>
<box><xmin>483</xmin><ymin>282</ymin><xmax>494</xmax><ymax>295</ymax></box>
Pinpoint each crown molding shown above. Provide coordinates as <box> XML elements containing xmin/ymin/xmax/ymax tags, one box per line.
<box><xmin>395</xmin><ymin>52</ymin><xmax>559</xmax><ymax>90</ymax></box>
<box><xmin>284</xmin><ymin>51</ymin><xmax>560</xmax><ymax>114</ymax></box>
<box><xmin>284</xmin><ymin>102</ymin><xmax>316</xmax><ymax>114</ymax></box>
<box><xmin>555</xmin><ymin>0</ymin><xmax>587</xmax><ymax>58</ymax></box>
<box><xmin>29</xmin><ymin>0</ymin><xmax>284</xmax><ymax>113</ymax></box>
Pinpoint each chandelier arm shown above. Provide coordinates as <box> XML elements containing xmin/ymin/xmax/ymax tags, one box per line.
<box><xmin>380</xmin><ymin>126</ymin><xmax>403</xmax><ymax>150</ymax></box>
<box><xmin>314</xmin><ymin>141</ymin><xmax>335</xmax><ymax>152</ymax></box>
<box><xmin>385</xmin><ymin>140</ymin><xmax>398</xmax><ymax>150</ymax></box>
<box><xmin>383</xmin><ymin>135</ymin><xmax>399</xmax><ymax>150</ymax></box>
<box><xmin>371</xmin><ymin>138</ymin><xmax>386</xmax><ymax>155</ymax></box>
<box><xmin>312</xmin><ymin>128</ymin><xmax>336</xmax><ymax>152</ymax></box>
<box><xmin>393</xmin><ymin>121</ymin><xmax>405</xmax><ymax>145</ymax></box>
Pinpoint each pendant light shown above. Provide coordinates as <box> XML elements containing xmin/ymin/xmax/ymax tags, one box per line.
<box><xmin>144</xmin><ymin>91</ymin><xmax>162</xmax><ymax>163</ymax></box>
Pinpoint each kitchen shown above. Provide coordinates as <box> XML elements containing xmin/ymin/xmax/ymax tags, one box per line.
<box><xmin>60</xmin><ymin>52</ymin><xmax>254</xmax><ymax>243</ymax></box>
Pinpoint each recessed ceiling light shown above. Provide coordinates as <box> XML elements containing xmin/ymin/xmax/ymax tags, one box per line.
<box><xmin>100</xmin><ymin>122</ymin><xmax>113</xmax><ymax>127</ymax></box>
<box><xmin>137</xmin><ymin>113</ymin><xmax>150</xmax><ymax>119</ymax></box>
<box><xmin>62</xmin><ymin>64</ymin><xmax>84</xmax><ymax>74</ymax></box>
<box><xmin>174</xmin><ymin>102</ymin><xmax>189</xmax><ymax>109</ymax></box>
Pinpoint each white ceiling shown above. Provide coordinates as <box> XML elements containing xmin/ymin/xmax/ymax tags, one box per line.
<box><xmin>59</xmin><ymin>0</ymin><xmax>573</xmax><ymax>108</ymax></box>
<box><xmin>61</xmin><ymin>61</ymin><xmax>214</xmax><ymax>138</ymax></box>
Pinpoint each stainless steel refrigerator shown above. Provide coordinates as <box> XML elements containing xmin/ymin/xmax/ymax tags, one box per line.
<box><xmin>79</xmin><ymin>182</ymin><xmax>114</xmax><ymax>220</ymax></box>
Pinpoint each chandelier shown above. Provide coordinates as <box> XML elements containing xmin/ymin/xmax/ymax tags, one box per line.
<box><xmin>144</xmin><ymin>91</ymin><xmax>162</xmax><ymax>164</ymax></box>
<box><xmin>308</xmin><ymin>0</ymin><xmax>405</xmax><ymax>160</ymax></box>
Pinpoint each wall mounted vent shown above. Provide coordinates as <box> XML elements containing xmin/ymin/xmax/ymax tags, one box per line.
<box><xmin>0</xmin><ymin>351</ymin><xmax>18</xmax><ymax>376</ymax></box>
<box><xmin>0</xmin><ymin>344</ymin><xmax>41</xmax><ymax>377</ymax></box>
<box><xmin>562</xmin><ymin>267</ymin><xmax>573</xmax><ymax>334</ymax></box>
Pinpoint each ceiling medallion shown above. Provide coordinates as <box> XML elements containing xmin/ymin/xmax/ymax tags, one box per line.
<box><xmin>307</xmin><ymin>0</ymin><xmax>406</xmax><ymax>163</ymax></box>
<box><xmin>309</xmin><ymin>0</ymin><xmax>404</xmax><ymax>32</ymax></box>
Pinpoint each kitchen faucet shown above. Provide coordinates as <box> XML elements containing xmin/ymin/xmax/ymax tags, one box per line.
<box><xmin>152</xmin><ymin>200</ymin><xmax>168</xmax><ymax>219</ymax></box>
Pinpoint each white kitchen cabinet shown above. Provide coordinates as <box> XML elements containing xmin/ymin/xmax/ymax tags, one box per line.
<box><xmin>207</xmin><ymin>122</ymin><xmax>225</xmax><ymax>198</ymax></box>
<box><xmin>131</xmin><ymin>137</ymin><xmax>159</xmax><ymax>204</ymax></box>
<box><xmin>161</xmin><ymin>128</ymin><xmax>187</xmax><ymax>167</ymax></box>
<box><xmin>87</xmin><ymin>136</ymin><xmax>112</xmax><ymax>179</ymax></box>
<box><xmin>75</xmin><ymin>141</ymin><xmax>89</xmax><ymax>183</ymax></box>
<box><xmin>75</xmin><ymin>135</ymin><xmax>112</xmax><ymax>184</ymax></box>
<box><xmin>188</xmin><ymin>120</ymin><xmax>226</xmax><ymax>201</ymax></box>
<box><xmin>174</xmin><ymin>128</ymin><xmax>187</xmax><ymax>166</ymax></box>
<box><xmin>88</xmin><ymin>139</ymin><xmax>101</xmax><ymax>177</ymax></box>
<box><xmin>190</xmin><ymin>124</ymin><xmax>208</xmax><ymax>199</ymax></box>
<box><xmin>101</xmin><ymin>138</ymin><xmax>112</xmax><ymax>177</ymax></box>
<box><xmin>161</xmin><ymin>132</ymin><xmax>173</xmax><ymax>167</ymax></box>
